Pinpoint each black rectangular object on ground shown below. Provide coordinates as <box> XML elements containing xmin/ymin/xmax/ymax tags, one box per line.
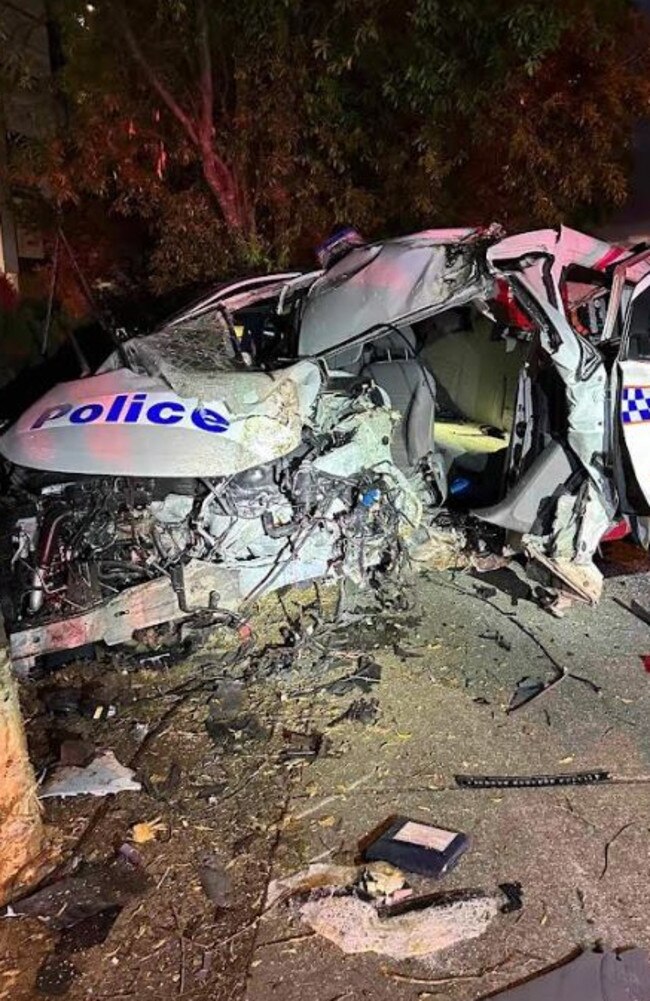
<box><xmin>359</xmin><ymin>814</ymin><xmax>469</xmax><ymax>877</ymax></box>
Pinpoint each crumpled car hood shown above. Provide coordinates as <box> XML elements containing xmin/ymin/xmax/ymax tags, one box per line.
<box><xmin>298</xmin><ymin>231</ymin><xmax>492</xmax><ymax>357</ymax></box>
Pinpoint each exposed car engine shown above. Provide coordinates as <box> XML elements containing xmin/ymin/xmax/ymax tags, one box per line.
<box><xmin>4</xmin><ymin>385</ymin><xmax>429</xmax><ymax>639</ymax></box>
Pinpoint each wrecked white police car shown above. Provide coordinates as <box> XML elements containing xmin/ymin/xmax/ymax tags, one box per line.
<box><xmin>2</xmin><ymin>224</ymin><xmax>650</xmax><ymax>671</ymax></box>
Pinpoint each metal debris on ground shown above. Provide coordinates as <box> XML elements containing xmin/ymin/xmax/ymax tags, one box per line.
<box><xmin>41</xmin><ymin>685</ymin><xmax>117</xmax><ymax>720</ymax></box>
<box><xmin>39</xmin><ymin>750</ymin><xmax>141</xmax><ymax>799</ymax></box>
<box><xmin>205</xmin><ymin>712</ymin><xmax>267</xmax><ymax>748</ymax></box>
<box><xmin>376</xmin><ymin>882</ymin><xmax>522</xmax><ymax>919</ymax></box>
<box><xmin>208</xmin><ymin>679</ymin><xmax>246</xmax><ymax>715</ymax></box>
<box><xmin>118</xmin><ymin>843</ymin><xmax>144</xmax><ymax>867</ymax></box>
<box><xmin>392</xmin><ymin>642</ymin><xmax>423</xmax><ymax>660</ymax></box>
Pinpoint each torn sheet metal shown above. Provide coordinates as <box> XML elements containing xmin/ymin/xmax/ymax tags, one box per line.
<box><xmin>299</xmin><ymin>235</ymin><xmax>491</xmax><ymax>357</ymax></box>
<box><xmin>488</xmin><ymin>251</ymin><xmax>617</xmax><ymax>569</ymax></box>
<box><xmin>39</xmin><ymin>751</ymin><xmax>140</xmax><ymax>799</ymax></box>
<box><xmin>488</xmin><ymin>227</ymin><xmax>650</xmax><ymax>309</ymax></box>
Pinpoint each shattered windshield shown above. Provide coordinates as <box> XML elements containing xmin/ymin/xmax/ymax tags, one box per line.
<box><xmin>122</xmin><ymin>280</ymin><xmax>302</xmax><ymax>396</ymax></box>
<box><xmin>123</xmin><ymin>313</ymin><xmax>238</xmax><ymax>398</ymax></box>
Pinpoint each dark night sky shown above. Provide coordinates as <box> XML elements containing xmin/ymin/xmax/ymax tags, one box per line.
<box><xmin>615</xmin><ymin>0</ymin><xmax>650</xmax><ymax>235</ymax></box>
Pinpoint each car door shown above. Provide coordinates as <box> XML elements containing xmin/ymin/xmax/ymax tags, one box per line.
<box><xmin>613</xmin><ymin>270</ymin><xmax>650</xmax><ymax>512</ymax></box>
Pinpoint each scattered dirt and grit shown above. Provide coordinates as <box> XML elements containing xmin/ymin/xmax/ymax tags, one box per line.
<box><xmin>2</xmin><ymin>546</ymin><xmax>650</xmax><ymax>1001</ymax></box>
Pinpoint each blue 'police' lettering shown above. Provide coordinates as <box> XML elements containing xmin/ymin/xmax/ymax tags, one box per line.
<box><xmin>31</xmin><ymin>393</ymin><xmax>230</xmax><ymax>434</ymax></box>
<box><xmin>191</xmin><ymin>406</ymin><xmax>230</xmax><ymax>433</ymax></box>
<box><xmin>147</xmin><ymin>401</ymin><xmax>185</xmax><ymax>425</ymax></box>
<box><xmin>70</xmin><ymin>404</ymin><xmax>104</xmax><ymax>424</ymax></box>
<box><xmin>124</xmin><ymin>394</ymin><xmax>147</xmax><ymax>423</ymax></box>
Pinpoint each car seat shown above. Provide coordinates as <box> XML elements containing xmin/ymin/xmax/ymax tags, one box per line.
<box><xmin>360</xmin><ymin>329</ymin><xmax>436</xmax><ymax>471</ymax></box>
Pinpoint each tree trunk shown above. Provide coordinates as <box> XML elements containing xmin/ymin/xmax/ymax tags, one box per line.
<box><xmin>201</xmin><ymin>147</ymin><xmax>254</xmax><ymax>237</ymax></box>
<box><xmin>0</xmin><ymin>622</ymin><xmax>43</xmax><ymax>905</ymax></box>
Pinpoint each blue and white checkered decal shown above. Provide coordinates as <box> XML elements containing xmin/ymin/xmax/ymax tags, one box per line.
<box><xmin>621</xmin><ymin>386</ymin><xmax>650</xmax><ymax>425</ymax></box>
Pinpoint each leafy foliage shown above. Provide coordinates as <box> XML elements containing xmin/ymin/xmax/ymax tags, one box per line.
<box><xmin>4</xmin><ymin>0</ymin><xmax>650</xmax><ymax>294</ymax></box>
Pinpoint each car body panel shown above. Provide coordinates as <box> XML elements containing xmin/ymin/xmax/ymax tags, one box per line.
<box><xmin>0</xmin><ymin>362</ymin><xmax>322</xmax><ymax>477</ymax></box>
<box><xmin>298</xmin><ymin>233</ymin><xmax>491</xmax><ymax>358</ymax></box>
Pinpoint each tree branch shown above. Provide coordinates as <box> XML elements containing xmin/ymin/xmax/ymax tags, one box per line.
<box><xmin>109</xmin><ymin>1</ymin><xmax>248</xmax><ymax>234</ymax></box>
<box><xmin>197</xmin><ymin>0</ymin><xmax>214</xmax><ymax>144</ymax></box>
<box><xmin>112</xmin><ymin>2</ymin><xmax>199</xmax><ymax>146</ymax></box>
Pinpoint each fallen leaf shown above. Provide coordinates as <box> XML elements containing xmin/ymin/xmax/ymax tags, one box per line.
<box><xmin>318</xmin><ymin>815</ymin><xmax>337</xmax><ymax>828</ymax></box>
<box><xmin>559</xmin><ymin>756</ymin><xmax>574</xmax><ymax>765</ymax></box>
<box><xmin>131</xmin><ymin>816</ymin><xmax>165</xmax><ymax>844</ymax></box>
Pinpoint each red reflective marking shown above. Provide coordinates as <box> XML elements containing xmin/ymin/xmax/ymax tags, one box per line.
<box><xmin>593</xmin><ymin>246</ymin><xmax>625</xmax><ymax>271</ymax></box>
<box><xmin>601</xmin><ymin>518</ymin><xmax>630</xmax><ymax>543</ymax></box>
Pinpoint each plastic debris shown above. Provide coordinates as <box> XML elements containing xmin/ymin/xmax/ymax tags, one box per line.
<box><xmin>455</xmin><ymin>771</ymin><xmax>610</xmax><ymax>790</ymax></box>
<box><xmin>39</xmin><ymin>751</ymin><xmax>140</xmax><ymax>799</ymax></box>
<box><xmin>360</xmin><ymin>815</ymin><xmax>470</xmax><ymax>878</ymax></box>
